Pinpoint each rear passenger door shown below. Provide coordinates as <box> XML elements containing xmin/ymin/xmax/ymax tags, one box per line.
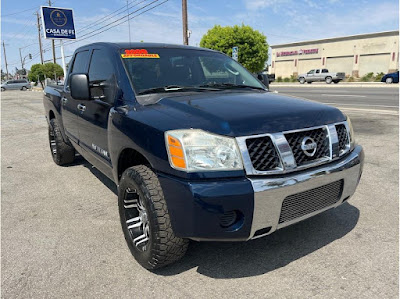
<box><xmin>314</xmin><ymin>69</ymin><xmax>322</xmax><ymax>81</ymax></box>
<box><xmin>77</xmin><ymin>48</ymin><xmax>117</xmax><ymax>168</ymax></box>
<box><xmin>8</xmin><ymin>81</ymin><xmax>18</xmax><ymax>90</ymax></box>
<box><xmin>62</xmin><ymin>50</ymin><xmax>90</xmax><ymax>144</ymax></box>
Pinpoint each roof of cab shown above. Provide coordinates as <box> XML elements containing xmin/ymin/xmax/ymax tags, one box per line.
<box><xmin>75</xmin><ymin>42</ymin><xmax>218</xmax><ymax>53</ymax></box>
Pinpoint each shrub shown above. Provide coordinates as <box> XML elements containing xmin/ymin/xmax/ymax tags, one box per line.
<box><xmin>347</xmin><ymin>76</ymin><xmax>355</xmax><ymax>82</ymax></box>
<box><xmin>277</xmin><ymin>76</ymin><xmax>282</xmax><ymax>82</ymax></box>
<box><xmin>290</xmin><ymin>75</ymin><xmax>297</xmax><ymax>82</ymax></box>
<box><xmin>374</xmin><ymin>72</ymin><xmax>385</xmax><ymax>82</ymax></box>
<box><xmin>283</xmin><ymin>77</ymin><xmax>290</xmax><ymax>82</ymax></box>
<box><xmin>361</xmin><ymin>72</ymin><xmax>375</xmax><ymax>82</ymax></box>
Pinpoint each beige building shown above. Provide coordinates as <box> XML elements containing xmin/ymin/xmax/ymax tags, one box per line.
<box><xmin>270</xmin><ymin>30</ymin><xmax>399</xmax><ymax>78</ymax></box>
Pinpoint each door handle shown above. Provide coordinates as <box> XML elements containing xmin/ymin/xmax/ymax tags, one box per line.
<box><xmin>77</xmin><ymin>104</ymin><xmax>86</xmax><ymax>112</ymax></box>
<box><xmin>61</xmin><ymin>97</ymin><xmax>68</xmax><ymax>105</ymax></box>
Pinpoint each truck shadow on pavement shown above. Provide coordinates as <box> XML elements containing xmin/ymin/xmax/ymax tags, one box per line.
<box><xmin>72</xmin><ymin>157</ymin><xmax>118</xmax><ymax>195</ymax></box>
<box><xmin>72</xmin><ymin>158</ymin><xmax>360</xmax><ymax>279</ymax></box>
<box><xmin>155</xmin><ymin>203</ymin><xmax>360</xmax><ymax>278</ymax></box>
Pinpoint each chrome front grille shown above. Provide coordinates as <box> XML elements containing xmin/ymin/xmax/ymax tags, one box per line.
<box><xmin>278</xmin><ymin>180</ymin><xmax>344</xmax><ymax>224</ymax></box>
<box><xmin>236</xmin><ymin>121</ymin><xmax>351</xmax><ymax>175</ymax></box>
<box><xmin>285</xmin><ymin>128</ymin><xmax>330</xmax><ymax>166</ymax></box>
<box><xmin>336</xmin><ymin>124</ymin><xmax>349</xmax><ymax>154</ymax></box>
<box><xmin>246</xmin><ymin>136</ymin><xmax>280</xmax><ymax>171</ymax></box>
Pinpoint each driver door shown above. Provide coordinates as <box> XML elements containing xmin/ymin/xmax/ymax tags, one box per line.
<box><xmin>61</xmin><ymin>50</ymin><xmax>90</xmax><ymax>144</ymax></box>
<box><xmin>76</xmin><ymin>48</ymin><xmax>117</xmax><ymax>171</ymax></box>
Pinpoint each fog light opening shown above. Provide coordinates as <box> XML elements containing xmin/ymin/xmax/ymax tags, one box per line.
<box><xmin>220</xmin><ymin>210</ymin><xmax>238</xmax><ymax>228</ymax></box>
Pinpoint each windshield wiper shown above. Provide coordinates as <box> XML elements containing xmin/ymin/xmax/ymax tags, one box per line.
<box><xmin>198</xmin><ymin>83</ymin><xmax>266</xmax><ymax>91</ymax></box>
<box><xmin>137</xmin><ymin>85</ymin><xmax>219</xmax><ymax>95</ymax></box>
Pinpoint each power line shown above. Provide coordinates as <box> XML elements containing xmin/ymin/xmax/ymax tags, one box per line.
<box><xmin>1</xmin><ymin>6</ymin><xmax>37</xmax><ymax>17</ymax></box>
<box><xmin>41</xmin><ymin>0</ymin><xmax>166</xmax><ymax>53</ymax></box>
<box><xmin>77</xmin><ymin>0</ymin><xmax>141</xmax><ymax>34</ymax></box>
<box><xmin>37</xmin><ymin>0</ymin><xmax>150</xmax><ymax>54</ymax></box>
<box><xmin>27</xmin><ymin>0</ymin><xmax>168</xmax><ymax>66</ymax></box>
<box><xmin>70</xmin><ymin>0</ymin><xmax>151</xmax><ymax>41</ymax></box>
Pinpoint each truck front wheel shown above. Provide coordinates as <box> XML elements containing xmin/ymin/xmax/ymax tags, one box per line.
<box><xmin>48</xmin><ymin>119</ymin><xmax>75</xmax><ymax>165</ymax></box>
<box><xmin>118</xmin><ymin>165</ymin><xmax>189</xmax><ymax>270</ymax></box>
<box><xmin>299</xmin><ymin>77</ymin><xmax>305</xmax><ymax>84</ymax></box>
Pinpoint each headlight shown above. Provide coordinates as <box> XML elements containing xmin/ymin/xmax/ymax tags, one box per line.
<box><xmin>346</xmin><ymin>116</ymin><xmax>355</xmax><ymax>149</ymax></box>
<box><xmin>165</xmin><ymin>129</ymin><xmax>243</xmax><ymax>172</ymax></box>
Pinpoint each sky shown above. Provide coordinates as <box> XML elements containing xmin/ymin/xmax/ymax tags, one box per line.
<box><xmin>1</xmin><ymin>0</ymin><xmax>399</xmax><ymax>72</ymax></box>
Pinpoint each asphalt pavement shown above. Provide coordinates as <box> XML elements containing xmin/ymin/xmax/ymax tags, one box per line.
<box><xmin>1</xmin><ymin>90</ymin><xmax>398</xmax><ymax>298</ymax></box>
<box><xmin>269</xmin><ymin>85</ymin><xmax>399</xmax><ymax>112</ymax></box>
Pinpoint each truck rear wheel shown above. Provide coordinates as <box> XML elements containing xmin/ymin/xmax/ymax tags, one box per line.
<box><xmin>325</xmin><ymin>76</ymin><xmax>333</xmax><ymax>84</ymax></box>
<box><xmin>48</xmin><ymin>119</ymin><xmax>75</xmax><ymax>165</ymax></box>
<box><xmin>118</xmin><ymin>165</ymin><xmax>188</xmax><ymax>270</ymax></box>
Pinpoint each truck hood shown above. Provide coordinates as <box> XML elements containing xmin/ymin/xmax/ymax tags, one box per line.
<box><xmin>146</xmin><ymin>91</ymin><xmax>346</xmax><ymax>137</ymax></box>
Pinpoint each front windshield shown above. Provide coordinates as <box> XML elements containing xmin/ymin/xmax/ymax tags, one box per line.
<box><xmin>121</xmin><ymin>48</ymin><xmax>265</xmax><ymax>94</ymax></box>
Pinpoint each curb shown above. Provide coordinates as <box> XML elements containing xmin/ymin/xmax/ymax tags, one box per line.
<box><xmin>269</xmin><ymin>83</ymin><xmax>398</xmax><ymax>88</ymax></box>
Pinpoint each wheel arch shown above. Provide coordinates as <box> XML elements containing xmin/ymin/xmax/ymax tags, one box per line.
<box><xmin>49</xmin><ymin>110</ymin><xmax>56</xmax><ymax>120</ymax></box>
<box><xmin>117</xmin><ymin>148</ymin><xmax>151</xmax><ymax>182</ymax></box>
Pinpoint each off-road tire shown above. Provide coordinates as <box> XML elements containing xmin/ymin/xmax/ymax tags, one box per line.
<box><xmin>299</xmin><ymin>77</ymin><xmax>305</xmax><ymax>84</ymax></box>
<box><xmin>325</xmin><ymin>76</ymin><xmax>333</xmax><ymax>84</ymax></box>
<box><xmin>119</xmin><ymin>165</ymin><xmax>189</xmax><ymax>270</ymax></box>
<box><xmin>386</xmin><ymin>77</ymin><xmax>393</xmax><ymax>84</ymax></box>
<box><xmin>48</xmin><ymin>118</ymin><xmax>75</xmax><ymax>165</ymax></box>
<box><xmin>21</xmin><ymin>86</ymin><xmax>27</xmax><ymax>91</ymax></box>
<box><xmin>1</xmin><ymin>87</ymin><xmax>5</xmax><ymax>91</ymax></box>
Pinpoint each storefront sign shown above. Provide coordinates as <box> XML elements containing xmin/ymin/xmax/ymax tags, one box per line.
<box><xmin>277</xmin><ymin>48</ymin><xmax>318</xmax><ymax>57</ymax></box>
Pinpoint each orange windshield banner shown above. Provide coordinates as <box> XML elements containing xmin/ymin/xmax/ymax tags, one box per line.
<box><xmin>121</xmin><ymin>49</ymin><xmax>160</xmax><ymax>58</ymax></box>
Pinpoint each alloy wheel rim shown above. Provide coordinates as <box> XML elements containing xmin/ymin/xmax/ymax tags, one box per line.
<box><xmin>49</xmin><ymin>129</ymin><xmax>57</xmax><ymax>156</ymax></box>
<box><xmin>123</xmin><ymin>187</ymin><xmax>150</xmax><ymax>251</ymax></box>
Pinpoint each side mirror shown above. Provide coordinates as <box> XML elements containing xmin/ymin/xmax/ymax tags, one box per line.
<box><xmin>257</xmin><ymin>73</ymin><xmax>269</xmax><ymax>88</ymax></box>
<box><xmin>70</xmin><ymin>73</ymin><xmax>90</xmax><ymax>101</ymax></box>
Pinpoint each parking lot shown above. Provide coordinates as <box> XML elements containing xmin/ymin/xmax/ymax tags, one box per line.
<box><xmin>1</xmin><ymin>89</ymin><xmax>398</xmax><ymax>298</ymax></box>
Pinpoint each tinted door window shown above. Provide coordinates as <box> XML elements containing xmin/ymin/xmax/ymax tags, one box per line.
<box><xmin>315</xmin><ymin>69</ymin><xmax>320</xmax><ymax>74</ymax></box>
<box><xmin>322</xmin><ymin>69</ymin><xmax>329</xmax><ymax>73</ymax></box>
<box><xmin>88</xmin><ymin>49</ymin><xmax>116</xmax><ymax>104</ymax></box>
<box><xmin>71</xmin><ymin>51</ymin><xmax>89</xmax><ymax>74</ymax></box>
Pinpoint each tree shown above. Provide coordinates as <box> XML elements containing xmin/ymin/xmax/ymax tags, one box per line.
<box><xmin>200</xmin><ymin>24</ymin><xmax>269</xmax><ymax>73</ymax></box>
<box><xmin>28</xmin><ymin>63</ymin><xmax>64</xmax><ymax>88</ymax></box>
<box><xmin>28</xmin><ymin>64</ymin><xmax>46</xmax><ymax>87</ymax></box>
<box><xmin>1</xmin><ymin>69</ymin><xmax>6</xmax><ymax>81</ymax></box>
<box><xmin>43</xmin><ymin>63</ymin><xmax>64</xmax><ymax>80</ymax></box>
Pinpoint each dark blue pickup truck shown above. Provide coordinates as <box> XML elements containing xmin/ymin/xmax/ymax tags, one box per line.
<box><xmin>43</xmin><ymin>42</ymin><xmax>364</xmax><ymax>269</ymax></box>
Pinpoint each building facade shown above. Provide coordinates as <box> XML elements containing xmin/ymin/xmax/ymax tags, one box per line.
<box><xmin>270</xmin><ymin>31</ymin><xmax>399</xmax><ymax>78</ymax></box>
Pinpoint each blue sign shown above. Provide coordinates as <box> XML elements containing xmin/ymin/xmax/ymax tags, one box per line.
<box><xmin>41</xmin><ymin>6</ymin><xmax>76</xmax><ymax>40</ymax></box>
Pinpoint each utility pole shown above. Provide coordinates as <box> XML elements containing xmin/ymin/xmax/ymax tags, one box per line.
<box><xmin>127</xmin><ymin>0</ymin><xmax>132</xmax><ymax>43</ymax></box>
<box><xmin>19</xmin><ymin>48</ymin><xmax>24</xmax><ymax>70</ymax></box>
<box><xmin>3</xmin><ymin>41</ymin><xmax>9</xmax><ymax>79</ymax></box>
<box><xmin>182</xmin><ymin>0</ymin><xmax>188</xmax><ymax>45</ymax></box>
<box><xmin>36</xmin><ymin>11</ymin><xmax>44</xmax><ymax>64</ymax></box>
<box><xmin>48</xmin><ymin>0</ymin><xmax>56</xmax><ymax>63</ymax></box>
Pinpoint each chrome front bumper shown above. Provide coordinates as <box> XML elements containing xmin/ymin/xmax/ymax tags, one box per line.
<box><xmin>248</xmin><ymin>145</ymin><xmax>364</xmax><ymax>239</ymax></box>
